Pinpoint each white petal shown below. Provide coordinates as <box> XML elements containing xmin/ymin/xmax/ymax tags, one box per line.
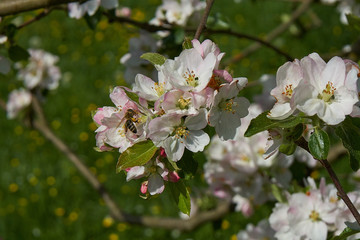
<box><xmin>148</xmin><ymin>174</ymin><xmax>165</xmax><ymax>195</ymax></box>
<box><xmin>163</xmin><ymin>137</ymin><xmax>185</xmax><ymax>162</ymax></box>
<box><xmin>126</xmin><ymin>166</ymin><xmax>146</xmax><ymax>181</ymax></box>
<box><xmin>321</xmin><ymin>56</ymin><xmax>346</xmax><ymax>88</ymax></box>
<box><xmin>184</xmin><ymin>130</ymin><xmax>210</xmax><ymax>152</ymax></box>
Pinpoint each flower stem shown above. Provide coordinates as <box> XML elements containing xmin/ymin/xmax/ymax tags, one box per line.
<box><xmin>194</xmin><ymin>0</ymin><xmax>215</xmax><ymax>40</ymax></box>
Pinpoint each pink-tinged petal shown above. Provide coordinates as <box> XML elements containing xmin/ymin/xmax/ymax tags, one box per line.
<box><xmin>110</xmin><ymin>87</ymin><xmax>129</xmax><ymax>108</ymax></box>
<box><xmin>321</xmin><ymin>56</ymin><xmax>346</xmax><ymax>88</ymax></box>
<box><xmin>213</xmin><ymin>70</ymin><xmax>233</xmax><ymax>83</ymax></box>
<box><xmin>308</xmin><ymin>52</ymin><xmax>326</xmax><ymax>69</ymax></box>
<box><xmin>275</xmin><ymin>59</ymin><xmax>302</xmax><ymax>87</ymax></box>
<box><xmin>148</xmin><ymin>114</ymin><xmax>181</xmax><ymax>142</ymax></box>
<box><xmin>163</xmin><ymin>137</ymin><xmax>185</xmax><ymax>162</ymax></box>
<box><xmin>345</xmin><ymin>68</ymin><xmax>359</xmax><ymax>91</ymax></box>
<box><xmin>148</xmin><ymin>174</ymin><xmax>165</xmax><ymax>195</ymax></box>
<box><xmin>184</xmin><ymin>130</ymin><xmax>210</xmax><ymax>152</ymax></box>
<box><xmin>133</xmin><ymin>74</ymin><xmax>160</xmax><ymax>101</ymax></box>
<box><xmin>126</xmin><ymin>166</ymin><xmax>146</xmax><ymax>181</ymax></box>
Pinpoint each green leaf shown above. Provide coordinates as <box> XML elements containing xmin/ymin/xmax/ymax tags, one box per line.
<box><xmin>271</xmin><ymin>184</ymin><xmax>286</xmax><ymax>203</ymax></box>
<box><xmin>84</xmin><ymin>10</ymin><xmax>102</xmax><ymax>30</ymax></box>
<box><xmin>8</xmin><ymin>45</ymin><xmax>30</xmax><ymax>62</ymax></box>
<box><xmin>122</xmin><ymin>87</ymin><xmax>140</xmax><ymax>105</ymax></box>
<box><xmin>346</xmin><ymin>14</ymin><xmax>360</xmax><ymax>32</ymax></box>
<box><xmin>116</xmin><ymin>140</ymin><xmax>158</xmax><ymax>173</ymax></box>
<box><xmin>308</xmin><ymin>128</ymin><xmax>330</xmax><ymax>160</ymax></box>
<box><xmin>140</xmin><ymin>53</ymin><xmax>166</xmax><ymax>66</ymax></box>
<box><xmin>244</xmin><ymin>111</ymin><xmax>304</xmax><ymax>137</ymax></box>
<box><xmin>331</xmin><ymin>223</ymin><xmax>360</xmax><ymax>240</ymax></box>
<box><xmin>168</xmin><ymin>180</ymin><xmax>191</xmax><ymax>216</ymax></box>
<box><xmin>177</xmin><ymin>149</ymin><xmax>198</xmax><ymax>176</ymax></box>
<box><xmin>335</xmin><ymin>117</ymin><xmax>360</xmax><ymax>171</ymax></box>
<box><xmin>182</xmin><ymin>37</ymin><xmax>193</xmax><ymax>50</ymax></box>
<box><xmin>279</xmin><ymin>142</ymin><xmax>297</xmax><ymax>155</ymax></box>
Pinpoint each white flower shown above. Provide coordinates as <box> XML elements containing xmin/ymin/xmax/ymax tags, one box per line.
<box><xmin>208</xmin><ymin>78</ymin><xmax>250</xmax><ymax>140</ymax></box>
<box><xmin>6</xmin><ymin>88</ymin><xmax>32</xmax><ymax>119</ymax></box>
<box><xmin>161</xmin><ymin>48</ymin><xmax>217</xmax><ymax>92</ymax></box>
<box><xmin>149</xmin><ymin>109</ymin><xmax>209</xmax><ymax>161</ymax></box>
<box><xmin>17</xmin><ymin>49</ymin><xmax>61</xmax><ymax>90</ymax></box>
<box><xmin>268</xmin><ymin>59</ymin><xmax>303</xmax><ymax>120</ymax></box>
<box><xmin>126</xmin><ymin>159</ymin><xmax>169</xmax><ymax>195</ymax></box>
<box><xmin>292</xmin><ymin>53</ymin><xmax>359</xmax><ymax>125</ymax></box>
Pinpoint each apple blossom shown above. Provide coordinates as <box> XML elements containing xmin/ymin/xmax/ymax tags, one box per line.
<box><xmin>268</xmin><ymin>59</ymin><xmax>302</xmax><ymax>120</ymax></box>
<box><xmin>208</xmin><ymin>78</ymin><xmax>250</xmax><ymax>140</ymax></box>
<box><xmin>291</xmin><ymin>53</ymin><xmax>359</xmax><ymax>125</ymax></box>
<box><xmin>148</xmin><ymin>109</ymin><xmax>210</xmax><ymax>161</ymax></box>
<box><xmin>6</xmin><ymin>88</ymin><xmax>32</xmax><ymax>119</ymax></box>
<box><xmin>16</xmin><ymin>49</ymin><xmax>61</xmax><ymax>90</ymax></box>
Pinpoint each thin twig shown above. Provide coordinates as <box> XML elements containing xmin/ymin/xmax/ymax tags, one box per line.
<box><xmin>17</xmin><ymin>8</ymin><xmax>53</xmax><ymax>29</ymax></box>
<box><xmin>1</xmin><ymin>95</ymin><xmax>230</xmax><ymax>231</ymax></box>
<box><xmin>204</xmin><ymin>28</ymin><xmax>293</xmax><ymax>61</ymax></box>
<box><xmin>194</xmin><ymin>0</ymin><xmax>215</xmax><ymax>40</ymax></box>
<box><xmin>225</xmin><ymin>0</ymin><xmax>313</xmax><ymax>65</ymax></box>
<box><xmin>296</xmin><ymin>137</ymin><xmax>360</xmax><ymax>225</ymax></box>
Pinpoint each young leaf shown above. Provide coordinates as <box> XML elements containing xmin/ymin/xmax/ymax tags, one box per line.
<box><xmin>168</xmin><ymin>180</ymin><xmax>191</xmax><ymax>216</ymax></box>
<box><xmin>279</xmin><ymin>142</ymin><xmax>297</xmax><ymax>155</ymax></box>
<box><xmin>335</xmin><ymin>117</ymin><xmax>360</xmax><ymax>171</ymax></box>
<box><xmin>308</xmin><ymin>128</ymin><xmax>330</xmax><ymax>160</ymax></box>
<box><xmin>140</xmin><ymin>53</ymin><xmax>166</xmax><ymax>66</ymax></box>
<box><xmin>122</xmin><ymin>87</ymin><xmax>140</xmax><ymax>105</ymax></box>
<box><xmin>331</xmin><ymin>221</ymin><xmax>360</xmax><ymax>240</ymax></box>
<box><xmin>177</xmin><ymin>149</ymin><xmax>198</xmax><ymax>176</ymax></box>
<box><xmin>346</xmin><ymin>14</ymin><xmax>360</xmax><ymax>32</ymax></box>
<box><xmin>116</xmin><ymin>140</ymin><xmax>158</xmax><ymax>173</ymax></box>
<box><xmin>244</xmin><ymin>111</ymin><xmax>304</xmax><ymax>137</ymax></box>
<box><xmin>271</xmin><ymin>184</ymin><xmax>286</xmax><ymax>203</ymax></box>
<box><xmin>8</xmin><ymin>45</ymin><xmax>30</xmax><ymax>62</ymax></box>
<box><xmin>182</xmin><ymin>37</ymin><xmax>193</xmax><ymax>50</ymax></box>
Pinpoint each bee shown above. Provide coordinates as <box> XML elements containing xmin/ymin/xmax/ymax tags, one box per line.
<box><xmin>123</xmin><ymin>109</ymin><xmax>138</xmax><ymax>134</ymax></box>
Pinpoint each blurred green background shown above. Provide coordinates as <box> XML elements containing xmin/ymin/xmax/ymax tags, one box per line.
<box><xmin>0</xmin><ymin>0</ymin><xmax>358</xmax><ymax>239</ymax></box>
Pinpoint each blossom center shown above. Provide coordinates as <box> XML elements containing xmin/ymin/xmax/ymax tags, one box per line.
<box><xmin>319</xmin><ymin>81</ymin><xmax>336</xmax><ymax>102</ymax></box>
<box><xmin>183</xmin><ymin>70</ymin><xmax>198</xmax><ymax>87</ymax></box>
<box><xmin>282</xmin><ymin>84</ymin><xmax>293</xmax><ymax>99</ymax></box>
<box><xmin>219</xmin><ymin>99</ymin><xmax>237</xmax><ymax>114</ymax></box>
<box><xmin>208</xmin><ymin>74</ymin><xmax>222</xmax><ymax>90</ymax></box>
<box><xmin>153</xmin><ymin>82</ymin><xmax>165</xmax><ymax>96</ymax></box>
<box><xmin>174</xmin><ymin>126</ymin><xmax>189</xmax><ymax>139</ymax></box>
<box><xmin>309</xmin><ymin>210</ymin><xmax>321</xmax><ymax>222</ymax></box>
<box><xmin>177</xmin><ymin>96</ymin><xmax>191</xmax><ymax>109</ymax></box>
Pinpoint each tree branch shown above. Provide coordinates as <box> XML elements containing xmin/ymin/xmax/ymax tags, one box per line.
<box><xmin>0</xmin><ymin>0</ymin><xmax>80</xmax><ymax>17</ymax></box>
<box><xmin>0</xmin><ymin>95</ymin><xmax>230</xmax><ymax>231</ymax></box>
<box><xmin>194</xmin><ymin>0</ymin><xmax>215</xmax><ymax>40</ymax></box>
<box><xmin>225</xmin><ymin>0</ymin><xmax>313</xmax><ymax>65</ymax></box>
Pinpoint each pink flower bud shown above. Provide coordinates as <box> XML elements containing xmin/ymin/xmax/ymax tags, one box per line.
<box><xmin>168</xmin><ymin>171</ymin><xmax>180</xmax><ymax>182</ymax></box>
<box><xmin>160</xmin><ymin>147</ymin><xmax>167</xmax><ymax>158</ymax></box>
<box><xmin>140</xmin><ymin>181</ymin><xmax>148</xmax><ymax>194</ymax></box>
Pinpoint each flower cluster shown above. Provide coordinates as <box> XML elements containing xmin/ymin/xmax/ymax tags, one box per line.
<box><xmin>93</xmin><ymin>39</ymin><xmax>250</xmax><ymax>195</ymax></box>
<box><xmin>269</xmin><ymin>177</ymin><xmax>360</xmax><ymax>240</ymax></box>
<box><xmin>6</xmin><ymin>49</ymin><xmax>62</xmax><ymax>119</ymax></box>
<box><xmin>268</xmin><ymin>53</ymin><xmax>359</xmax><ymax>125</ymax></box>
<box><xmin>204</xmin><ymin>104</ymin><xmax>294</xmax><ymax>216</ymax></box>
<box><xmin>150</xmin><ymin>0</ymin><xmax>206</xmax><ymax>27</ymax></box>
